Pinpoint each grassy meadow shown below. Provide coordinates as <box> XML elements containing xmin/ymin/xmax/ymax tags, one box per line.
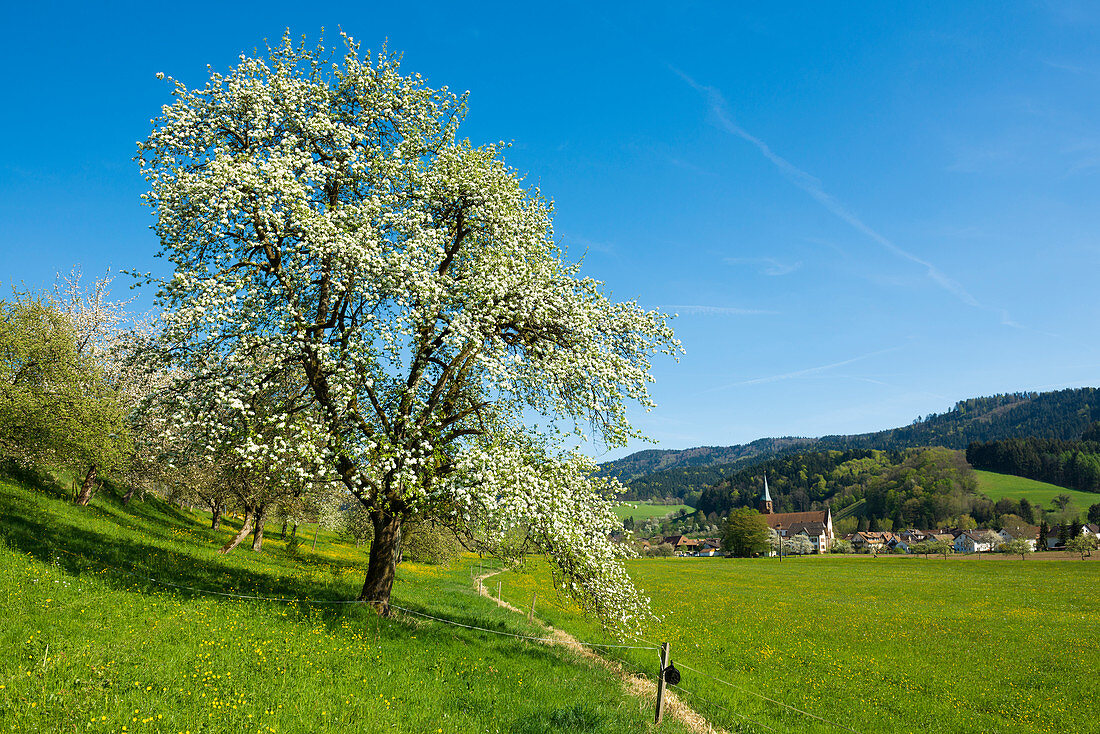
<box><xmin>498</xmin><ymin>554</ymin><xmax>1100</xmax><ymax>734</ymax></box>
<box><xmin>0</xmin><ymin>471</ymin><xmax>694</xmax><ymax>734</ymax></box>
<box><xmin>612</xmin><ymin>502</ymin><xmax>694</xmax><ymax>523</ymax></box>
<box><xmin>975</xmin><ymin>470</ymin><xmax>1100</xmax><ymax>514</ymax></box>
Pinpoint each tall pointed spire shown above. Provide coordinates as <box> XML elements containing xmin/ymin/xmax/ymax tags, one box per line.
<box><xmin>759</xmin><ymin>474</ymin><xmax>774</xmax><ymax>514</ymax></box>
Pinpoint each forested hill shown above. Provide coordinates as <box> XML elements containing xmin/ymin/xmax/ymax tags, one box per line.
<box><xmin>595</xmin><ymin>437</ymin><xmax>815</xmax><ymax>485</ymax></box>
<box><xmin>602</xmin><ymin>388</ymin><xmax>1100</xmax><ymax>499</ymax></box>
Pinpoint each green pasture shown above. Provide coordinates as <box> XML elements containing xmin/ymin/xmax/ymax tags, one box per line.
<box><xmin>975</xmin><ymin>469</ymin><xmax>1100</xmax><ymax>512</ymax></box>
<box><xmin>498</xmin><ymin>555</ymin><xmax>1100</xmax><ymax>734</ymax></box>
<box><xmin>0</xmin><ymin>471</ymin><xmax>692</xmax><ymax>734</ymax></box>
<box><xmin>612</xmin><ymin>502</ymin><xmax>693</xmax><ymax>522</ymax></box>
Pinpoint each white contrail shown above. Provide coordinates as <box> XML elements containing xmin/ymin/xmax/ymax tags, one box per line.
<box><xmin>675</xmin><ymin>68</ymin><xmax>1018</xmax><ymax>326</ymax></box>
<box><xmin>665</xmin><ymin>304</ymin><xmax>779</xmax><ymax>316</ymax></box>
<box><xmin>698</xmin><ymin>346</ymin><xmax>906</xmax><ymax>394</ymax></box>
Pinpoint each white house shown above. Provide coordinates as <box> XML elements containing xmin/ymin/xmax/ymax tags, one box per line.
<box><xmin>954</xmin><ymin>530</ymin><xmax>1001</xmax><ymax>554</ymax></box>
<box><xmin>999</xmin><ymin>526</ymin><xmax>1039</xmax><ymax>551</ymax></box>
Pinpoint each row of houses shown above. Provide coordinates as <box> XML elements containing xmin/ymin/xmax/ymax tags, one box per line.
<box><xmin>847</xmin><ymin>523</ymin><xmax>1100</xmax><ymax>554</ymax></box>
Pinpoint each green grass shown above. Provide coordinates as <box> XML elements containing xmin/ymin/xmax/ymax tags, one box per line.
<box><xmin>612</xmin><ymin>501</ymin><xmax>693</xmax><ymax>523</ymax></box>
<box><xmin>974</xmin><ymin>469</ymin><xmax>1100</xmax><ymax>512</ymax></box>
<box><xmin>497</xmin><ymin>554</ymin><xmax>1100</xmax><ymax>734</ymax></box>
<box><xmin>0</xmin><ymin>469</ymin><xmax>693</xmax><ymax>734</ymax></box>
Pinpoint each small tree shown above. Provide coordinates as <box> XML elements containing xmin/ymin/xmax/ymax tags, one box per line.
<box><xmin>786</xmin><ymin>534</ymin><xmax>814</xmax><ymax>556</ymax></box>
<box><xmin>998</xmin><ymin>538</ymin><xmax>1033</xmax><ymax>560</ymax></box>
<box><xmin>402</xmin><ymin>521</ymin><xmax>461</xmax><ymax>565</ymax></box>
<box><xmin>766</xmin><ymin>526</ymin><xmax>780</xmax><ymax>555</ymax></box>
<box><xmin>650</xmin><ymin>542</ymin><xmax>675</xmax><ymax>558</ymax></box>
<box><xmin>1066</xmin><ymin>535</ymin><xmax>1096</xmax><ymax>560</ymax></box>
<box><xmin>722</xmin><ymin>508</ymin><xmax>769</xmax><ymax>558</ymax></box>
<box><xmin>927</xmin><ymin>539</ymin><xmax>953</xmax><ymax>559</ymax></box>
<box><xmin>0</xmin><ymin>290</ymin><xmax>129</xmax><ymax>500</ymax></box>
<box><xmin>831</xmin><ymin>538</ymin><xmax>854</xmax><ymax>554</ymax></box>
<box><xmin>342</xmin><ymin>505</ymin><xmax>374</xmax><ymax>549</ymax></box>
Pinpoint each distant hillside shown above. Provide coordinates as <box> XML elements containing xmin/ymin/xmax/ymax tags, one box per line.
<box><xmin>603</xmin><ymin>388</ymin><xmax>1100</xmax><ymax>500</ymax></box>
<box><xmin>597</xmin><ymin>437</ymin><xmax>815</xmax><ymax>485</ymax></box>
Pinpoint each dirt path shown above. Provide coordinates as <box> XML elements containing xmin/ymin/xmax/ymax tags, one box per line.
<box><xmin>474</xmin><ymin>570</ymin><xmax>725</xmax><ymax>734</ymax></box>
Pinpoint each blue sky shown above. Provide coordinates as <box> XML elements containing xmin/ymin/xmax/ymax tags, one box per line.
<box><xmin>3</xmin><ymin>1</ymin><xmax>1100</xmax><ymax>460</ymax></box>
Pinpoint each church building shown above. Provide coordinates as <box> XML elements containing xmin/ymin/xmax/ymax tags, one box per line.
<box><xmin>757</xmin><ymin>475</ymin><xmax>834</xmax><ymax>553</ymax></box>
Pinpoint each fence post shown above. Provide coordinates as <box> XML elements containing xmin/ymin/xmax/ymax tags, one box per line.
<box><xmin>528</xmin><ymin>592</ymin><xmax>537</xmax><ymax>623</ymax></box>
<box><xmin>655</xmin><ymin>642</ymin><xmax>670</xmax><ymax>724</ymax></box>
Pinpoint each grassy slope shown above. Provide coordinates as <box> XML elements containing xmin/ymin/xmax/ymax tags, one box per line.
<box><xmin>611</xmin><ymin>502</ymin><xmax>693</xmax><ymax>523</ymax></box>
<box><xmin>0</xmin><ymin>472</ymin><xmax>692</xmax><ymax>734</ymax></box>
<box><xmin>498</xmin><ymin>555</ymin><xmax>1100</xmax><ymax>734</ymax></box>
<box><xmin>974</xmin><ymin>469</ymin><xmax>1100</xmax><ymax>512</ymax></box>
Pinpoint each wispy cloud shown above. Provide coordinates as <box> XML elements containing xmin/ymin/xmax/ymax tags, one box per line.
<box><xmin>673</xmin><ymin>67</ymin><xmax>1019</xmax><ymax>327</ymax></box>
<box><xmin>699</xmin><ymin>345</ymin><xmax>905</xmax><ymax>394</ymax></box>
<box><xmin>665</xmin><ymin>304</ymin><xmax>779</xmax><ymax>316</ymax></box>
<box><xmin>725</xmin><ymin>256</ymin><xmax>803</xmax><ymax>276</ymax></box>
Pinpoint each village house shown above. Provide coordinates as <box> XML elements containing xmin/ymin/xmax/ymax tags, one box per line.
<box><xmin>999</xmin><ymin>525</ymin><xmax>1039</xmax><ymax>550</ymax></box>
<box><xmin>897</xmin><ymin>529</ymin><xmax>928</xmax><ymax>544</ymax></box>
<box><xmin>850</xmin><ymin>531</ymin><xmax>894</xmax><ymax>552</ymax></box>
<box><xmin>661</xmin><ymin>535</ymin><xmax>701</xmax><ymax>555</ymax></box>
<box><xmin>698</xmin><ymin>539</ymin><xmax>722</xmax><ymax>557</ymax></box>
<box><xmin>954</xmin><ymin>529</ymin><xmax>1002</xmax><ymax>554</ymax></box>
<box><xmin>757</xmin><ymin>475</ymin><xmax>835</xmax><ymax>553</ymax></box>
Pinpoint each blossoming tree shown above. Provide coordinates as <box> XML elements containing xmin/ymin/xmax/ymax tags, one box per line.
<box><xmin>137</xmin><ymin>33</ymin><xmax>679</xmax><ymax>628</ymax></box>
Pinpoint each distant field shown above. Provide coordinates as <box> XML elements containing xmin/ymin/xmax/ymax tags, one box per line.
<box><xmin>498</xmin><ymin>554</ymin><xmax>1100</xmax><ymax>734</ymax></box>
<box><xmin>974</xmin><ymin>469</ymin><xmax>1100</xmax><ymax>511</ymax></box>
<box><xmin>612</xmin><ymin>501</ymin><xmax>692</xmax><ymax>522</ymax></box>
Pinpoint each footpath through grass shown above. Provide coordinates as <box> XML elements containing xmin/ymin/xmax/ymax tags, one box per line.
<box><xmin>974</xmin><ymin>469</ymin><xmax>1100</xmax><ymax>512</ymax></box>
<box><xmin>0</xmin><ymin>471</ymin><xmax>693</xmax><ymax>734</ymax></box>
<box><xmin>498</xmin><ymin>554</ymin><xmax>1100</xmax><ymax>734</ymax></box>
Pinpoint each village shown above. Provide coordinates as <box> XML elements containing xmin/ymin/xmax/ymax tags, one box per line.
<box><xmin>632</xmin><ymin>479</ymin><xmax>1100</xmax><ymax>557</ymax></box>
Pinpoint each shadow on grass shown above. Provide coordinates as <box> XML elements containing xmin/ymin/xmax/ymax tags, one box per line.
<box><xmin>0</xmin><ymin>472</ymin><xmax>369</xmax><ymax>615</ymax></box>
<box><xmin>0</xmin><ymin>469</ymin><xmax>561</xmax><ymax>652</ymax></box>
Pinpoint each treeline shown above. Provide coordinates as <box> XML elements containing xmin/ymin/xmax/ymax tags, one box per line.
<box><xmin>697</xmin><ymin>447</ymin><xmax>994</xmax><ymax>530</ymax></box>
<box><xmin>966</xmin><ymin>434</ymin><xmax>1100</xmax><ymax>494</ymax></box>
<box><xmin>819</xmin><ymin>389</ymin><xmax>1100</xmax><ymax>452</ymax></box>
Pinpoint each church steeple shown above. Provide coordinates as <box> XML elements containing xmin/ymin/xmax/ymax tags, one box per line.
<box><xmin>758</xmin><ymin>474</ymin><xmax>774</xmax><ymax>515</ymax></box>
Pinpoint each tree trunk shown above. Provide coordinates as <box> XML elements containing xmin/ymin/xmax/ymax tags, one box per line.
<box><xmin>75</xmin><ymin>465</ymin><xmax>98</xmax><ymax>506</ymax></box>
<box><xmin>218</xmin><ymin>509</ymin><xmax>254</xmax><ymax>554</ymax></box>
<box><xmin>291</xmin><ymin>523</ymin><xmax>297</xmax><ymax>540</ymax></box>
<box><xmin>211</xmin><ymin>503</ymin><xmax>222</xmax><ymax>531</ymax></box>
<box><xmin>121</xmin><ymin>486</ymin><xmax>137</xmax><ymax>505</ymax></box>
<box><xmin>280</xmin><ymin>520</ymin><xmax>288</xmax><ymax>540</ymax></box>
<box><xmin>251</xmin><ymin>505</ymin><xmax>267</xmax><ymax>552</ymax></box>
<box><xmin>358</xmin><ymin>511</ymin><xmax>402</xmax><ymax>613</ymax></box>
